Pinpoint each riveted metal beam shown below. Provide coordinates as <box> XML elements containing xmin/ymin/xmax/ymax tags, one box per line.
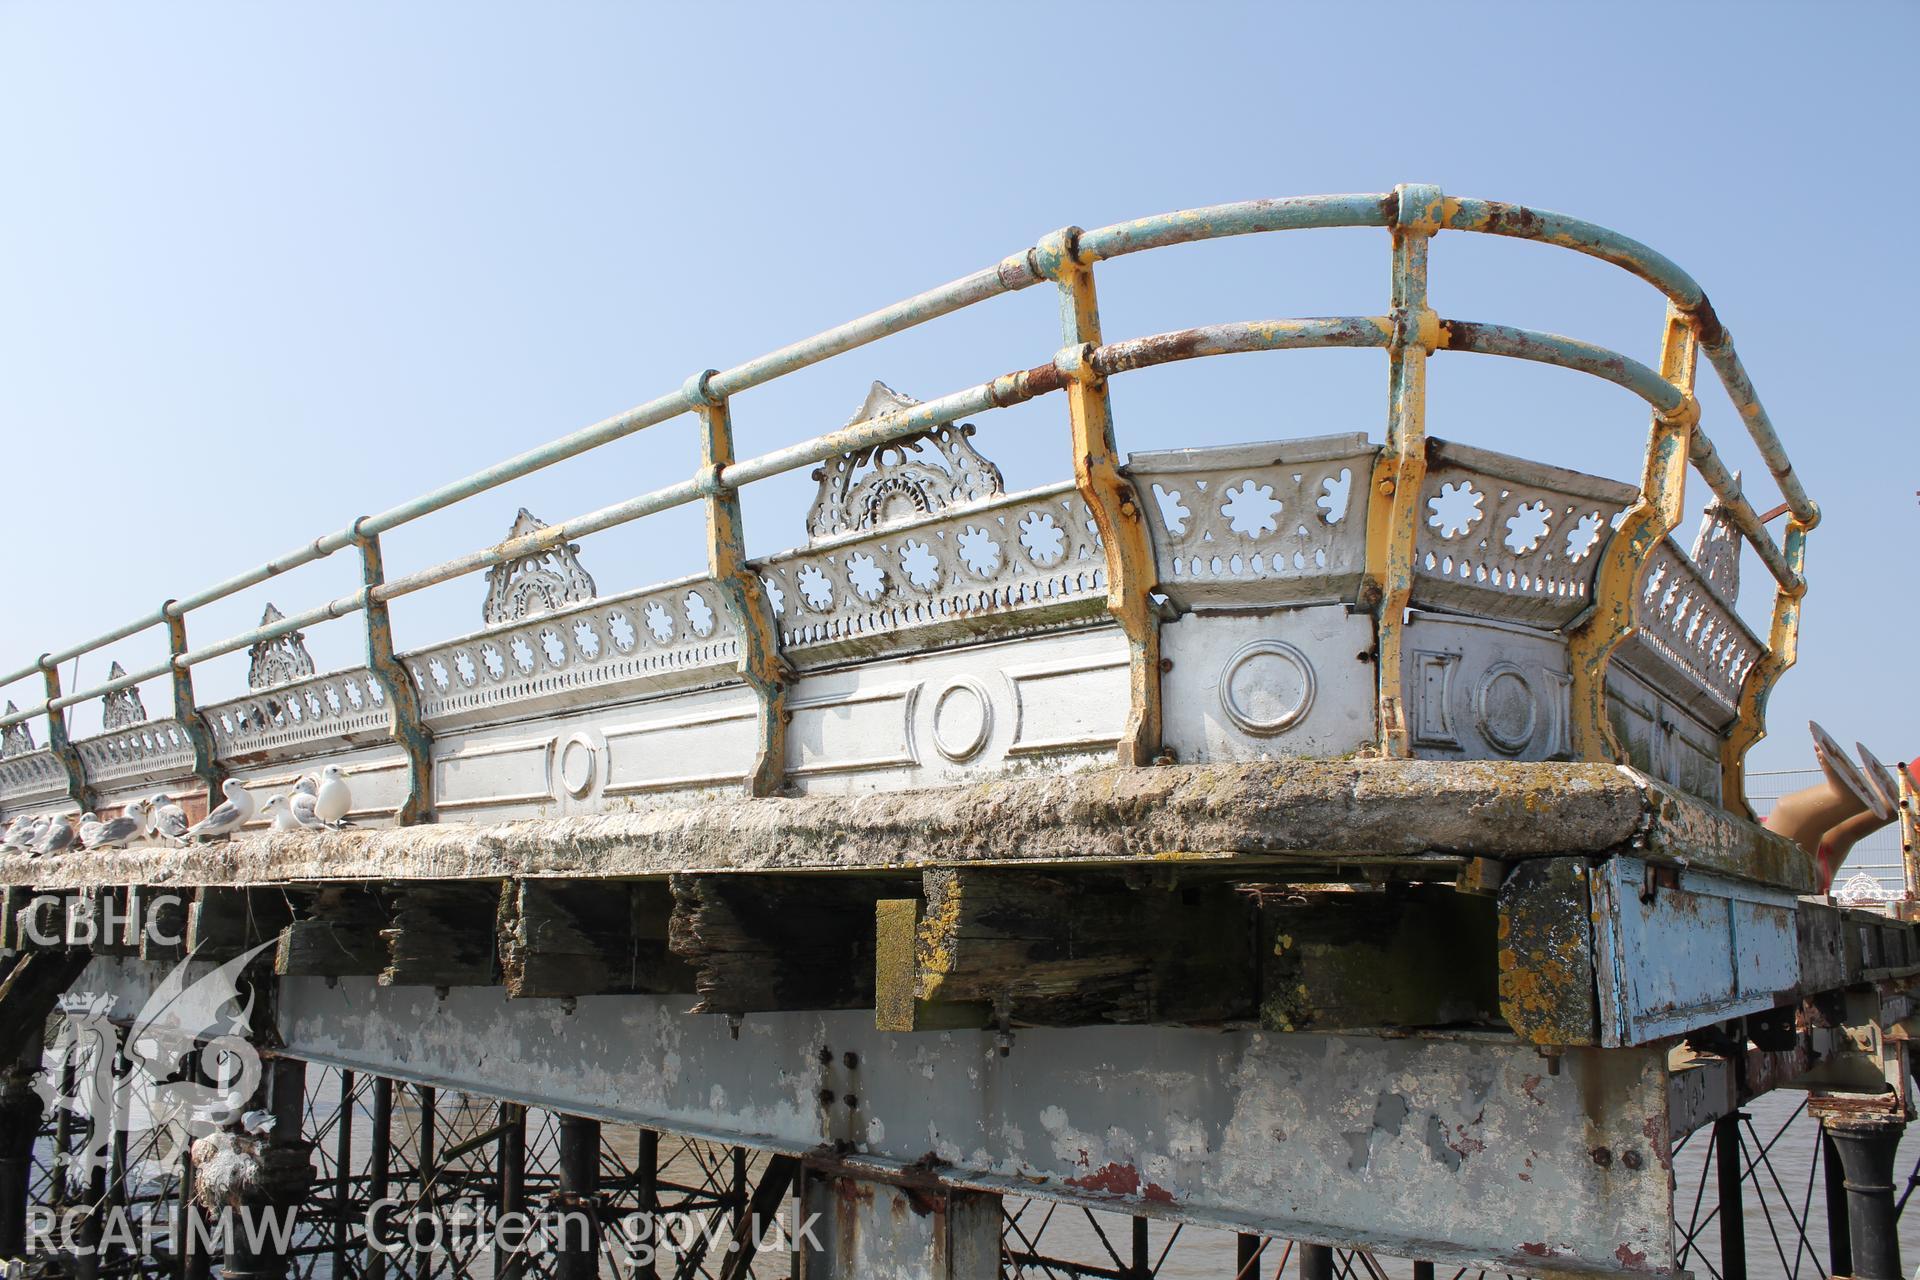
<box><xmin>37</xmin><ymin>658</ymin><xmax>93</xmax><ymax>813</ymax></box>
<box><xmin>163</xmin><ymin>604</ymin><xmax>225</xmax><ymax>807</ymax></box>
<box><xmin>1034</xmin><ymin>226</ymin><xmax>1162</xmax><ymax>766</ymax></box>
<box><xmin>1721</xmin><ymin>517</ymin><xmax>1809</xmax><ymax>816</ymax></box>
<box><xmin>355</xmin><ymin>526</ymin><xmax>432</xmax><ymax>825</ymax></box>
<box><xmin>1366</xmin><ymin>183</ymin><xmax>1443</xmax><ymax>757</ymax></box>
<box><xmin>687</xmin><ymin>371</ymin><xmax>791</xmax><ymax>798</ymax></box>
<box><xmin>1566</xmin><ymin>306</ymin><xmax>1699</xmax><ymax>762</ymax></box>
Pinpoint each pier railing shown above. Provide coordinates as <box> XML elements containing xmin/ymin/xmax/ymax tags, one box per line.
<box><xmin>0</xmin><ymin>184</ymin><xmax>1814</xmax><ymax>818</ymax></box>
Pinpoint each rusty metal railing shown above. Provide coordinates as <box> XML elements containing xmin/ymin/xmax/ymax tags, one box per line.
<box><xmin>0</xmin><ymin>185</ymin><xmax>1815</xmax><ymax>818</ymax></box>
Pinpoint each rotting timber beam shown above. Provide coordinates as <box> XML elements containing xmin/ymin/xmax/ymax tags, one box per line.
<box><xmin>668</xmin><ymin>873</ymin><xmax>912</xmax><ymax>1016</ymax></box>
<box><xmin>497</xmin><ymin>879</ymin><xmax>692</xmax><ymax>999</ymax></box>
<box><xmin>187</xmin><ymin>888</ymin><xmax>297</xmax><ymax>962</ymax></box>
<box><xmin>880</xmin><ymin>871</ymin><xmax>1502</xmax><ymax>1033</ymax></box>
<box><xmin>275</xmin><ymin>886</ymin><xmax>388</xmax><ymax>980</ymax></box>
<box><xmin>1260</xmin><ymin>884</ymin><xmax>1498</xmax><ymax>1033</ymax></box>
<box><xmin>884</xmin><ymin>869</ymin><xmax>1256</xmax><ymax>1030</ymax></box>
<box><xmin>1497</xmin><ymin>859</ymin><xmax>1601</xmax><ymax>1047</ymax></box>
<box><xmin>381</xmin><ymin>882</ymin><xmax>500</xmax><ymax>988</ymax></box>
<box><xmin>0</xmin><ymin>949</ymin><xmax>92</xmax><ymax>1049</ymax></box>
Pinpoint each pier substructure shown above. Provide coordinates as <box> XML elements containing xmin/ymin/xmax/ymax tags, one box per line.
<box><xmin>799</xmin><ymin>1164</ymin><xmax>1001</xmax><ymax>1279</ymax></box>
<box><xmin>1817</xmin><ymin>1104</ymin><xmax>1907</xmax><ymax>1280</ymax></box>
<box><xmin>0</xmin><ymin>1028</ymin><xmax>43</xmax><ymax>1259</ymax></box>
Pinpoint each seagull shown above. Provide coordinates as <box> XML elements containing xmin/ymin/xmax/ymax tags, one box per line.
<box><xmin>32</xmin><ymin>816</ymin><xmax>76</xmax><ymax>857</ymax></box>
<box><xmin>287</xmin><ymin>790</ymin><xmax>326</xmax><ymax>830</ymax></box>
<box><xmin>295</xmin><ymin>773</ymin><xmax>318</xmax><ymax>797</ymax></box>
<box><xmin>313</xmin><ymin>765</ymin><xmax>352</xmax><ymax>828</ymax></box>
<box><xmin>87</xmin><ymin>799</ymin><xmax>150</xmax><ymax>852</ymax></box>
<box><xmin>147</xmin><ymin>794</ymin><xmax>189</xmax><ymax>844</ymax></box>
<box><xmin>240</xmin><ymin>1109</ymin><xmax>277</xmax><ymax>1136</ymax></box>
<box><xmin>262</xmin><ymin>795</ymin><xmax>304</xmax><ymax>833</ymax></box>
<box><xmin>77</xmin><ymin>812</ymin><xmax>104</xmax><ymax>847</ymax></box>
<box><xmin>2</xmin><ymin>816</ymin><xmax>46</xmax><ymax>852</ymax></box>
<box><xmin>184</xmin><ymin>778</ymin><xmax>257</xmax><ymax>842</ymax></box>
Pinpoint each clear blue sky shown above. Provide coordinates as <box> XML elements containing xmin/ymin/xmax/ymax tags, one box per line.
<box><xmin>0</xmin><ymin>3</ymin><xmax>1911</xmax><ymax>777</ymax></box>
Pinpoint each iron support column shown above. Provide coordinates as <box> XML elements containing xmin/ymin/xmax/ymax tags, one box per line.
<box><xmin>0</xmin><ymin>1028</ymin><xmax>45</xmax><ymax>1259</ymax></box>
<box><xmin>331</xmin><ymin>1070</ymin><xmax>356</xmax><ymax>1280</ymax></box>
<box><xmin>494</xmin><ymin>1102</ymin><xmax>526</xmax><ymax>1280</ymax></box>
<box><xmin>635</xmin><ymin>1128</ymin><xmax>659</xmax><ymax>1280</ymax></box>
<box><xmin>1823</xmin><ymin>1130</ymin><xmax>1853</xmax><ymax>1279</ymax></box>
<box><xmin>219</xmin><ymin>1056</ymin><xmax>313</xmax><ymax>1280</ymax></box>
<box><xmin>1297</xmin><ymin>1242</ymin><xmax>1334</xmax><ymax>1280</ymax></box>
<box><xmin>1822</xmin><ymin>1113</ymin><xmax>1906</xmax><ymax>1280</ymax></box>
<box><xmin>367</xmin><ymin>1077</ymin><xmax>393</xmax><ymax>1280</ymax></box>
<box><xmin>554</xmin><ymin>1114</ymin><xmax>600</xmax><ymax>1280</ymax></box>
<box><xmin>1714</xmin><ymin>1114</ymin><xmax>1747</xmax><ymax>1280</ymax></box>
<box><xmin>412</xmin><ymin>1085</ymin><xmax>435</xmax><ymax>1280</ymax></box>
<box><xmin>798</xmin><ymin>1166</ymin><xmax>999</xmax><ymax>1279</ymax></box>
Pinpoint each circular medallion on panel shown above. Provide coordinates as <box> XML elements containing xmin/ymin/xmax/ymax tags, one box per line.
<box><xmin>1474</xmin><ymin>662</ymin><xmax>1537</xmax><ymax>756</ymax></box>
<box><xmin>559</xmin><ymin>732</ymin><xmax>599</xmax><ymax>798</ymax></box>
<box><xmin>930</xmin><ymin>678</ymin><xmax>995</xmax><ymax>763</ymax></box>
<box><xmin>1218</xmin><ymin>640</ymin><xmax>1316</xmax><ymax>736</ymax></box>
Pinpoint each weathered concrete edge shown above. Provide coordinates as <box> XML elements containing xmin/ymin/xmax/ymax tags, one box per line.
<box><xmin>0</xmin><ymin>759</ymin><xmax>1811</xmax><ymax>893</ymax></box>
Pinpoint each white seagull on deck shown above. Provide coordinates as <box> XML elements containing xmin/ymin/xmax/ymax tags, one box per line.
<box><xmin>185</xmin><ymin>779</ymin><xmax>256</xmax><ymax>842</ymax></box>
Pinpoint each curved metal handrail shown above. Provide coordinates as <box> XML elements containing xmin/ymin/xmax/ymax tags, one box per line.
<box><xmin>0</xmin><ymin>183</ymin><xmax>1815</xmax><ymax>809</ymax></box>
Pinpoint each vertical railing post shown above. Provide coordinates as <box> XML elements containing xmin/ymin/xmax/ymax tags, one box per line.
<box><xmin>163</xmin><ymin>604</ymin><xmax>225</xmax><ymax>811</ymax></box>
<box><xmin>1720</xmin><ymin>518</ymin><xmax>1808</xmax><ymax>817</ymax></box>
<box><xmin>1566</xmin><ymin>304</ymin><xmax>1699</xmax><ymax>763</ymax></box>
<box><xmin>1365</xmin><ymin>183</ymin><xmax>1442</xmax><ymax>757</ymax></box>
<box><xmin>354</xmin><ymin>525</ymin><xmax>433</xmax><ymax>825</ymax></box>
<box><xmin>686</xmin><ymin>374</ymin><xmax>791</xmax><ymax>797</ymax></box>
<box><xmin>37</xmin><ymin>656</ymin><xmax>94</xmax><ymax>813</ymax></box>
<box><xmin>1033</xmin><ymin>227</ymin><xmax>1162</xmax><ymax>766</ymax></box>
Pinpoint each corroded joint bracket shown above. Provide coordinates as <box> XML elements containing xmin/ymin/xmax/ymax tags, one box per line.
<box><xmin>1037</xmin><ymin>231</ymin><xmax>1163</xmax><ymax>765</ymax></box>
<box><xmin>691</xmin><ymin>384</ymin><xmax>792</xmax><ymax>798</ymax></box>
<box><xmin>36</xmin><ymin>656</ymin><xmax>93</xmax><ymax>813</ymax></box>
<box><xmin>1366</xmin><ymin>184</ymin><xmax>1444</xmax><ymax>758</ymax></box>
<box><xmin>1028</xmin><ymin>225</ymin><xmax>1087</xmax><ymax>282</ymax></box>
<box><xmin>1566</xmin><ymin>309</ymin><xmax>1699</xmax><ymax>764</ymax></box>
<box><xmin>354</xmin><ymin>524</ymin><xmax>433</xmax><ymax>826</ymax></box>
<box><xmin>163</xmin><ymin>602</ymin><xmax>225</xmax><ymax>804</ymax></box>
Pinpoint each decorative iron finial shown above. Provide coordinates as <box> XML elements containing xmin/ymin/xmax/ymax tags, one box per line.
<box><xmin>1690</xmin><ymin>471</ymin><xmax>1741</xmax><ymax>606</ymax></box>
<box><xmin>100</xmin><ymin>661</ymin><xmax>148</xmax><ymax>730</ymax></box>
<box><xmin>805</xmin><ymin>381</ymin><xmax>1004</xmax><ymax>544</ymax></box>
<box><xmin>247</xmin><ymin>603</ymin><xmax>316</xmax><ymax>690</ymax></box>
<box><xmin>0</xmin><ymin>702</ymin><xmax>33</xmax><ymax>759</ymax></box>
<box><xmin>481</xmin><ymin>509</ymin><xmax>598</xmax><ymax>626</ymax></box>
